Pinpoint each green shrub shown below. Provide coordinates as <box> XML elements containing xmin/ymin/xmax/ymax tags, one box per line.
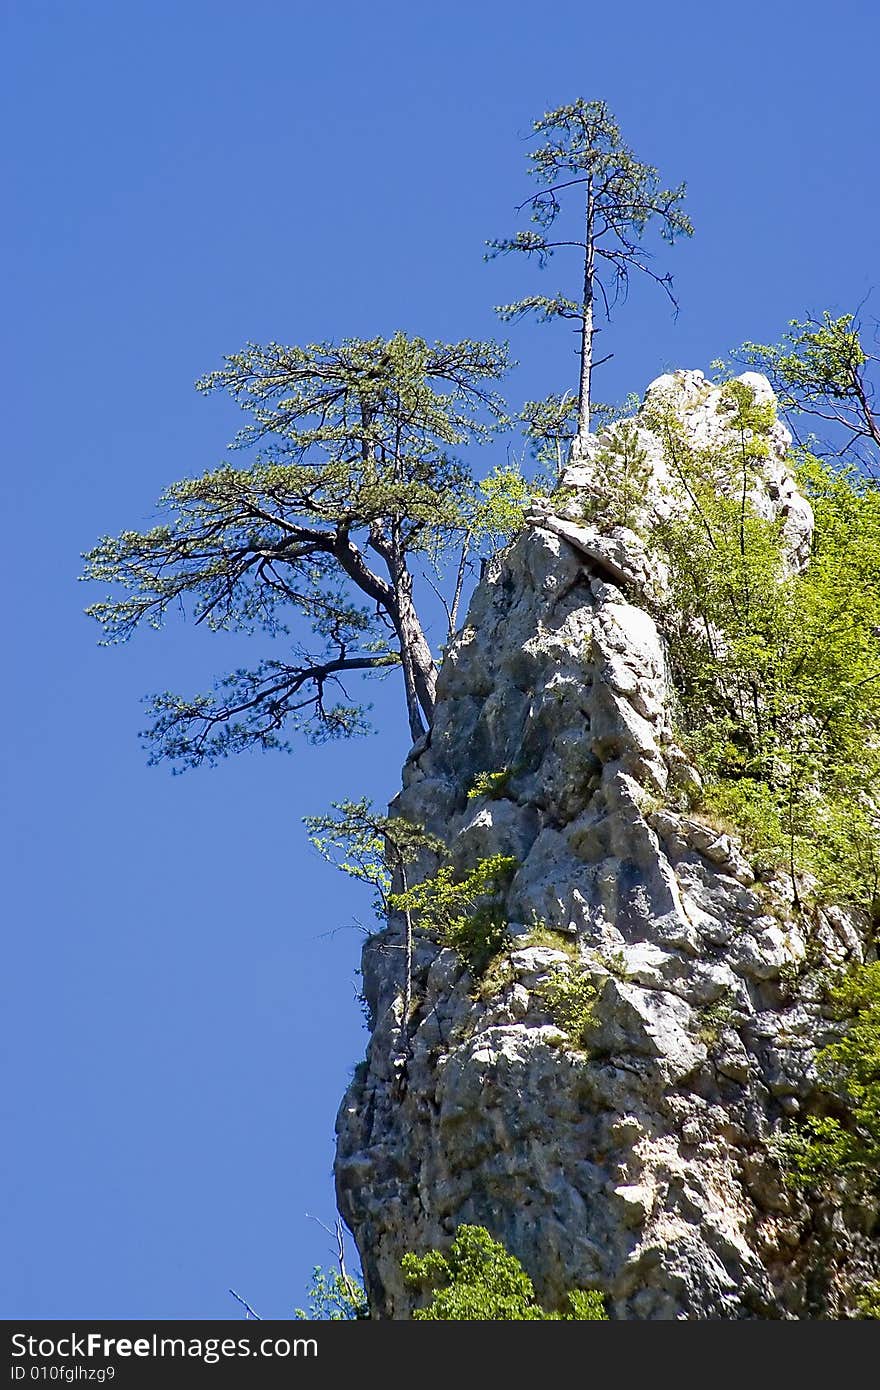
<box><xmin>778</xmin><ymin>962</ymin><xmax>880</xmax><ymax>1192</ymax></box>
<box><xmin>293</xmin><ymin>1267</ymin><xmax>367</xmax><ymax>1321</ymax></box>
<box><xmin>696</xmin><ymin>990</ymin><xmax>736</xmax><ymax>1049</ymax></box>
<box><xmin>539</xmin><ymin>967</ymin><xmax>599</xmax><ymax>1050</ymax></box>
<box><xmin>576</xmin><ymin>419</ymin><xmax>652</xmax><ymax>531</ymax></box>
<box><xmin>856</xmin><ymin>1281</ymin><xmax>880</xmax><ymax>1319</ymax></box>
<box><xmin>402</xmin><ymin>1224</ymin><xmax>607</xmax><ymax>1321</ymax></box>
<box><xmin>390</xmin><ymin>854</ymin><xmax>518</xmax><ymax>975</ymax></box>
<box><xmin>641</xmin><ymin>382</ymin><xmax>880</xmax><ymax>915</ymax></box>
<box><xmin>467</xmin><ymin>768</ymin><xmax>514</xmax><ymax>800</ymax></box>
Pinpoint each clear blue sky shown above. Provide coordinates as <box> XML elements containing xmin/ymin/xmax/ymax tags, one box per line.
<box><xmin>2</xmin><ymin>0</ymin><xmax>877</xmax><ymax>1319</ymax></box>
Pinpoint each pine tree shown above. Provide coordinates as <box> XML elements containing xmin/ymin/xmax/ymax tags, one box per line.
<box><xmin>488</xmin><ymin>98</ymin><xmax>692</xmax><ymax>442</ymax></box>
<box><xmin>82</xmin><ymin>332</ymin><xmax>512</xmax><ymax>761</ymax></box>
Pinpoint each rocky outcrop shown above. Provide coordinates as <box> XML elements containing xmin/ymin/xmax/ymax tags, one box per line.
<box><xmin>334</xmin><ymin>371</ymin><xmax>878</xmax><ymax>1319</ymax></box>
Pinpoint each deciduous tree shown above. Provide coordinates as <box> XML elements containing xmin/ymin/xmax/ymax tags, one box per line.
<box><xmin>304</xmin><ymin>799</ymin><xmax>444</xmax><ymax>1033</ymax></box>
<box><xmin>402</xmin><ymin>1224</ymin><xmax>607</xmax><ymax>1320</ymax></box>
<box><xmin>739</xmin><ymin>311</ymin><xmax>879</xmax><ymax>479</ymax></box>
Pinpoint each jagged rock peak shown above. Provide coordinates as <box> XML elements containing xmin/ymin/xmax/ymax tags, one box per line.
<box><xmin>562</xmin><ymin>368</ymin><xmax>814</xmax><ymax>576</ymax></box>
<box><xmin>335</xmin><ymin>370</ymin><xmax>875</xmax><ymax>1320</ymax></box>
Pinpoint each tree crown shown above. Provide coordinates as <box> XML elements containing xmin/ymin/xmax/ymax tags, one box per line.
<box><xmin>737</xmin><ymin>311</ymin><xmax>879</xmax><ymax>478</ymax></box>
<box><xmin>488</xmin><ymin>98</ymin><xmax>693</xmax><ymax>326</ymax></box>
<box><xmin>401</xmin><ymin>1224</ymin><xmax>607</xmax><ymax>1320</ymax></box>
<box><xmin>81</xmin><ymin>331</ymin><xmax>521</xmax><ymax>764</ymax></box>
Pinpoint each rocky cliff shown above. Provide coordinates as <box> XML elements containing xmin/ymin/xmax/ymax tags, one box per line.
<box><xmin>335</xmin><ymin>371</ymin><xmax>879</xmax><ymax>1319</ymax></box>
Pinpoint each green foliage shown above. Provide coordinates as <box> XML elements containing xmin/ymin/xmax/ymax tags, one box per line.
<box><xmin>303</xmin><ymin>798</ymin><xmax>444</xmax><ymax>916</ymax></box>
<box><xmin>402</xmin><ymin>1224</ymin><xmax>607</xmax><ymax>1320</ymax></box>
<box><xmin>519</xmin><ymin>392</ymin><xmax>578</xmax><ymax>483</ymax></box>
<box><xmin>489</xmin><ymin>98</ymin><xmax>692</xmax><ymax>435</ymax></box>
<box><xmin>777</xmin><ymin>1114</ymin><xmax>857</xmax><ymax>1189</ymax></box>
<box><xmin>642</xmin><ymin>379</ymin><xmax>880</xmax><ymax>914</ymax></box>
<box><xmin>565</xmin><ymin>1290</ymin><xmax>610</xmax><ymax>1320</ymax></box>
<box><xmin>695</xmin><ymin>991</ymin><xmax>736</xmax><ymax>1049</ymax></box>
<box><xmin>83</xmin><ymin>331</ymin><xmax>512</xmax><ymax>760</ymax></box>
<box><xmin>523</xmin><ymin>923</ymin><xmax>580</xmax><ymax>957</ymax></box>
<box><xmin>468</xmin><ymin>464</ymin><xmax>533</xmax><ymax>549</ymax></box>
<box><xmin>738</xmin><ymin>313</ymin><xmax>879</xmax><ymax>477</ymax></box>
<box><xmin>538</xmin><ymin>966</ymin><xmax>598</xmax><ymax>1050</ymax></box>
<box><xmin>475</xmin><ymin>949</ymin><xmax>516</xmax><ymax>1002</ymax></box>
<box><xmin>389</xmin><ymin>854</ymin><xmax>518</xmax><ymax>974</ymax></box>
<box><xmin>309</xmin><ymin>800</ymin><xmax>517</xmax><ymax>988</ymax></box>
<box><xmin>778</xmin><ymin>963</ymin><xmax>880</xmax><ymax>1192</ymax></box>
<box><xmin>467</xmin><ymin>768</ymin><xmax>514</xmax><ymax>800</ymax></box>
<box><xmin>699</xmin><ymin>780</ymin><xmax>790</xmax><ymax>876</ymax></box>
<box><xmin>597</xmin><ymin>948</ymin><xmax>631</xmax><ymax>980</ymax></box>
<box><xmin>305</xmin><ymin>799</ymin><xmax>447</xmax><ymax>1025</ymax></box>
<box><xmin>741</xmin><ymin>313</ymin><xmax>866</xmax><ymax>410</ymax></box>
<box><xmin>478</xmin><ymin>922</ymin><xmax>580</xmax><ymax>1003</ymax></box>
<box><xmin>577</xmin><ymin>419</ymin><xmax>652</xmax><ymax>530</ymax></box>
<box><xmin>856</xmin><ymin>1281</ymin><xmax>880</xmax><ymax>1319</ymax></box>
<box><xmin>293</xmin><ymin>1267</ymin><xmax>367</xmax><ymax>1321</ymax></box>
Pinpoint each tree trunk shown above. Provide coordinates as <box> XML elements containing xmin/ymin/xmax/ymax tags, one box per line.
<box><xmin>578</xmin><ymin>177</ymin><xmax>594</xmax><ymax>443</ymax></box>
<box><xmin>399</xmin><ymin>861</ymin><xmax>413</xmax><ymax>1046</ymax></box>
<box><xmin>395</xmin><ymin>566</ymin><xmax>437</xmax><ymax>740</ymax></box>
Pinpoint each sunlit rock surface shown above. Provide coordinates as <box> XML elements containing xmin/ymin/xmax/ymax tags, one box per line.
<box><xmin>335</xmin><ymin>373</ymin><xmax>877</xmax><ymax>1319</ymax></box>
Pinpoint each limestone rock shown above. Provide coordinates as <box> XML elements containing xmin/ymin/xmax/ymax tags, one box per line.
<box><xmin>334</xmin><ymin>372</ymin><xmax>877</xmax><ymax>1319</ymax></box>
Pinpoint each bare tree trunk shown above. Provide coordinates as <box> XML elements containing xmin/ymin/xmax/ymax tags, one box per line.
<box><xmin>387</xmin><ymin>506</ymin><xmax>438</xmax><ymax>741</ymax></box>
<box><xmin>380</xmin><ymin>423</ymin><xmax>439</xmax><ymax>741</ymax></box>
<box><xmin>578</xmin><ymin>177</ymin><xmax>594</xmax><ymax>443</ymax></box>
<box><xmin>396</xmin><ymin>569</ymin><xmax>437</xmax><ymax>738</ymax></box>
<box><xmin>447</xmin><ymin>534</ymin><xmax>471</xmax><ymax>641</ymax></box>
<box><xmin>397</xmin><ymin>608</ymin><xmax>426</xmax><ymax>741</ymax></box>
<box><xmin>399</xmin><ymin>861</ymin><xmax>413</xmax><ymax>1041</ymax></box>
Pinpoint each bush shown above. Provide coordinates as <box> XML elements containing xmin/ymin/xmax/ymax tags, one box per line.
<box><xmin>641</xmin><ymin>382</ymin><xmax>880</xmax><ymax>915</ymax></box>
<box><xmin>293</xmin><ymin>1267</ymin><xmax>367</xmax><ymax>1320</ymax></box>
<box><xmin>778</xmin><ymin>962</ymin><xmax>880</xmax><ymax>1192</ymax></box>
<box><xmin>856</xmin><ymin>1282</ymin><xmax>880</xmax><ymax>1319</ymax></box>
<box><xmin>389</xmin><ymin>854</ymin><xmax>518</xmax><ymax>974</ymax></box>
<box><xmin>467</xmin><ymin>768</ymin><xmax>514</xmax><ymax>800</ymax></box>
<box><xmin>539</xmin><ymin>967</ymin><xmax>598</xmax><ymax>1050</ymax></box>
<box><xmin>402</xmin><ymin>1224</ymin><xmax>607</xmax><ymax>1320</ymax></box>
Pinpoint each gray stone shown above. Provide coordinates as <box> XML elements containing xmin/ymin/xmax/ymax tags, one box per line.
<box><xmin>334</xmin><ymin>371</ymin><xmax>875</xmax><ymax>1320</ymax></box>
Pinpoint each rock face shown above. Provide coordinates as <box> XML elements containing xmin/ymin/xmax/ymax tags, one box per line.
<box><xmin>335</xmin><ymin>371</ymin><xmax>878</xmax><ymax>1319</ymax></box>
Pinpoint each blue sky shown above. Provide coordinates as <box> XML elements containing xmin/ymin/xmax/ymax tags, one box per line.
<box><xmin>2</xmin><ymin>0</ymin><xmax>877</xmax><ymax>1319</ymax></box>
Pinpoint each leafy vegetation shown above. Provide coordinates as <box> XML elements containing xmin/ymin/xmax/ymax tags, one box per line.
<box><xmin>467</xmin><ymin>767</ymin><xmax>514</xmax><ymax>800</ymax></box>
<box><xmin>520</xmin><ymin>391</ymin><xmax>579</xmax><ymax>484</ymax></box>
<box><xmin>306</xmin><ymin>799</ymin><xmax>517</xmax><ymax>994</ymax></box>
<box><xmin>304</xmin><ymin>798</ymin><xmax>442</xmax><ymax>917</ymax></box>
<box><xmin>304</xmin><ymin>799</ymin><xmax>443</xmax><ymax>1025</ymax></box>
<box><xmin>856</xmin><ymin>1281</ymin><xmax>880</xmax><ymax>1319</ymax></box>
<box><xmin>538</xmin><ymin>965</ymin><xmax>599</xmax><ymax>1050</ymax></box>
<box><xmin>636</xmin><ymin>378</ymin><xmax>880</xmax><ymax>916</ymax></box>
<box><xmin>695</xmin><ymin>991</ymin><xmax>737</xmax><ymax>1050</ymax></box>
<box><xmin>576</xmin><ymin>418</ymin><xmax>652</xmax><ymax>531</ymax></box>
<box><xmin>476</xmin><ymin>923</ymin><xmax>598</xmax><ymax>1046</ymax></box>
<box><xmin>293</xmin><ymin>1267</ymin><xmax>367</xmax><ymax>1321</ymax></box>
<box><xmin>739</xmin><ymin>312</ymin><xmax>879</xmax><ymax>479</ymax></box>
<box><xmin>402</xmin><ymin>1224</ymin><xmax>607</xmax><ymax>1320</ymax></box>
<box><xmin>389</xmin><ymin>854</ymin><xmax>518</xmax><ymax>975</ymax></box>
<box><xmin>777</xmin><ymin>962</ymin><xmax>880</xmax><ymax>1193</ymax></box>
